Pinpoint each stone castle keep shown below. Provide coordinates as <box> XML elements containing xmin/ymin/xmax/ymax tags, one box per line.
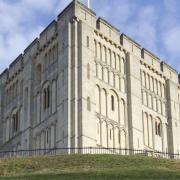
<box><xmin>0</xmin><ymin>0</ymin><xmax>180</xmax><ymax>154</ymax></box>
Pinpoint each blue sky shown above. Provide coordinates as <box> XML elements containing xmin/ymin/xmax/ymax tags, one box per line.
<box><xmin>0</xmin><ymin>0</ymin><xmax>180</xmax><ymax>73</ymax></box>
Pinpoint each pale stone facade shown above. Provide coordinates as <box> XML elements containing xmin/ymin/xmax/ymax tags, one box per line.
<box><xmin>0</xmin><ymin>0</ymin><xmax>180</xmax><ymax>154</ymax></box>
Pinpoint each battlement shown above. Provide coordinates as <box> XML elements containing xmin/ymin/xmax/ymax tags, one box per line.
<box><xmin>8</xmin><ymin>54</ymin><xmax>23</xmax><ymax>80</ymax></box>
<box><xmin>39</xmin><ymin>20</ymin><xmax>57</xmax><ymax>49</ymax></box>
<box><xmin>97</xmin><ymin>17</ymin><xmax>120</xmax><ymax>45</ymax></box>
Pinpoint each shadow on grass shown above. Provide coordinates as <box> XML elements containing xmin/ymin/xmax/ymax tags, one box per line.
<box><xmin>1</xmin><ymin>168</ymin><xmax>180</xmax><ymax>180</ymax></box>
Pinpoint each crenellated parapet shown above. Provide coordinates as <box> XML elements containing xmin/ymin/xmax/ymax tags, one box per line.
<box><xmin>8</xmin><ymin>54</ymin><xmax>23</xmax><ymax>81</ymax></box>
<box><xmin>94</xmin><ymin>15</ymin><xmax>179</xmax><ymax>85</ymax></box>
<box><xmin>160</xmin><ymin>62</ymin><xmax>179</xmax><ymax>84</ymax></box>
<box><xmin>97</xmin><ymin>17</ymin><xmax>120</xmax><ymax>45</ymax></box>
<box><xmin>39</xmin><ymin>20</ymin><xmax>57</xmax><ymax>50</ymax></box>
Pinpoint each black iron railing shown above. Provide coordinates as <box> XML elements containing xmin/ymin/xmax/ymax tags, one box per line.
<box><xmin>0</xmin><ymin>147</ymin><xmax>179</xmax><ymax>159</ymax></box>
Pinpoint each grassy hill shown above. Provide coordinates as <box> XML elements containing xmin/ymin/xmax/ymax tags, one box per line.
<box><xmin>0</xmin><ymin>154</ymin><xmax>180</xmax><ymax>179</ymax></box>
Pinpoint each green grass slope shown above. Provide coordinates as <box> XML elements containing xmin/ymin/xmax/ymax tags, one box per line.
<box><xmin>0</xmin><ymin>154</ymin><xmax>180</xmax><ymax>179</ymax></box>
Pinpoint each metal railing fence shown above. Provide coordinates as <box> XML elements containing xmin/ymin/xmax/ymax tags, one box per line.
<box><xmin>0</xmin><ymin>147</ymin><xmax>179</xmax><ymax>159</ymax></box>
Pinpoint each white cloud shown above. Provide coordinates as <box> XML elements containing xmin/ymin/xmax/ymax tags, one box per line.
<box><xmin>163</xmin><ymin>26</ymin><xmax>180</xmax><ymax>54</ymax></box>
<box><xmin>0</xmin><ymin>0</ymin><xmax>61</xmax><ymax>73</ymax></box>
<box><xmin>24</xmin><ymin>0</ymin><xmax>57</xmax><ymax>12</ymax></box>
<box><xmin>123</xmin><ymin>5</ymin><xmax>158</xmax><ymax>54</ymax></box>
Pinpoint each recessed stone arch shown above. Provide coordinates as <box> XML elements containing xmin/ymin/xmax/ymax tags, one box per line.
<box><xmin>143</xmin><ymin>112</ymin><xmax>148</xmax><ymax>146</ymax></box>
<box><xmin>52</xmin><ymin>79</ymin><xmax>57</xmax><ymax>113</ymax></box>
<box><xmin>114</xmin><ymin>126</ymin><xmax>120</xmax><ymax>149</ymax></box>
<box><xmin>108</xmin><ymin>123</ymin><xmax>114</xmax><ymax>148</ymax></box>
<box><xmin>102</xmin><ymin>45</ymin><xmax>106</xmax><ymax>63</ymax></box>
<box><xmin>120</xmin><ymin>98</ymin><xmax>125</xmax><ymax>126</ymax></box>
<box><xmin>116</xmin><ymin>55</ymin><xmax>121</xmax><ymax>72</ymax></box>
<box><xmin>149</xmin><ymin>115</ymin><xmax>153</xmax><ymax>148</ymax></box>
<box><xmin>154</xmin><ymin>117</ymin><xmax>163</xmax><ymax>151</ymax></box>
<box><xmin>112</xmin><ymin>52</ymin><xmax>116</xmax><ymax>69</ymax></box>
<box><xmin>109</xmin><ymin>71</ymin><xmax>114</xmax><ymax>86</ymax></box>
<box><xmin>107</xmin><ymin>49</ymin><xmax>111</xmax><ymax>66</ymax></box>
<box><xmin>101</xmin><ymin>120</ymin><xmax>107</xmax><ymax>147</ymax></box>
<box><xmin>97</xmin><ymin>42</ymin><xmax>102</xmax><ymax>60</ymax></box>
<box><xmin>96</xmin><ymin>118</ymin><xmax>101</xmax><ymax>145</ymax></box>
<box><xmin>120</xmin><ymin>129</ymin><xmax>126</xmax><ymax>149</ymax></box>
<box><xmin>101</xmin><ymin>88</ymin><xmax>107</xmax><ymax>116</ymax></box>
<box><xmin>95</xmin><ymin>85</ymin><xmax>100</xmax><ymax>113</ymax></box>
<box><xmin>103</xmin><ymin>68</ymin><xmax>109</xmax><ymax>83</ymax></box>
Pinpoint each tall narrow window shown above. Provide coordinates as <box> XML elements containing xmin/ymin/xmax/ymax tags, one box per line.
<box><xmin>158</xmin><ymin>123</ymin><xmax>161</xmax><ymax>136</ymax></box>
<box><xmin>12</xmin><ymin>115</ymin><xmax>16</xmax><ymax>133</ymax></box>
<box><xmin>111</xmin><ymin>95</ymin><xmax>114</xmax><ymax>111</ymax></box>
<box><xmin>87</xmin><ymin>63</ymin><xmax>90</xmax><ymax>79</ymax></box>
<box><xmin>47</xmin><ymin>86</ymin><xmax>50</xmax><ymax>108</ymax></box>
<box><xmin>87</xmin><ymin>36</ymin><xmax>89</xmax><ymax>48</ymax></box>
<box><xmin>87</xmin><ymin>97</ymin><xmax>91</xmax><ymax>111</ymax></box>
<box><xmin>43</xmin><ymin>89</ymin><xmax>46</xmax><ymax>109</ymax></box>
<box><xmin>46</xmin><ymin>129</ymin><xmax>49</xmax><ymax>144</ymax></box>
<box><xmin>155</xmin><ymin>121</ymin><xmax>158</xmax><ymax>135</ymax></box>
<box><xmin>110</xmin><ymin>128</ymin><xmax>112</xmax><ymax>140</ymax></box>
<box><xmin>43</xmin><ymin>86</ymin><xmax>50</xmax><ymax>110</ymax></box>
<box><xmin>155</xmin><ymin>120</ymin><xmax>161</xmax><ymax>136</ymax></box>
<box><xmin>12</xmin><ymin>111</ymin><xmax>19</xmax><ymax>134</ymax></box>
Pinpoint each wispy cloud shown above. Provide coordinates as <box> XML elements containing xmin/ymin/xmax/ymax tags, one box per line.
<box><xmin>0</xmin><ymin>0</ymin><xmax>58</xmax><ymax>72</ymax></box>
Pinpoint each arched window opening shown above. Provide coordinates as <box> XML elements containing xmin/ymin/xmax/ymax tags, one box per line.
<box><xmin>43</xmin><ymin>86</ymin><xmax>50</xmax><ymax>110</ymax></box>
<box><xmin>12</xmin><ymin>110</ymin><xmax>19</xmax><ymax>134</ymax></box>
<box><xmin>111</xmin><ymin>95</ymin><xmax>114</xmax><ymax>111</ymax></box>
<box><xmin>155</xmin><ymin>119</ymin><xmax>162</xmax><ymax>137</ymax></box>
